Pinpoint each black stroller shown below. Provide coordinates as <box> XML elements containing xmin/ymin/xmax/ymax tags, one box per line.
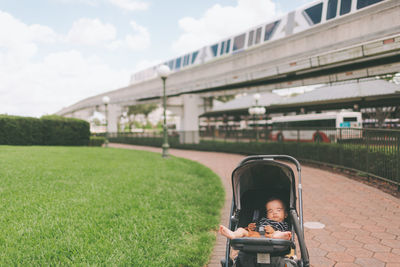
<box><xmin>221</xmin><ymin>155</ymin><xmax>310</xmax><ymax>267</ymax></box>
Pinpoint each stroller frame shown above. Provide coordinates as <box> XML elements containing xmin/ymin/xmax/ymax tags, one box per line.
<box><xmin>221</xmin><ymin>155</ymin><xmax>310</xmax><ymax>267</ymax></box>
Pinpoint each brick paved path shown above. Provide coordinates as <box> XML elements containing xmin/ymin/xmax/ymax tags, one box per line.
<box><xmin>109</xmin><ymin>144</ymin><xmax>400</xmax><ymax>267</ymax></box>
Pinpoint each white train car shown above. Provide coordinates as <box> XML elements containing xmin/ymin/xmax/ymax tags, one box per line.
<box><xmin>130</xmin><ymin>0</ymin><xmax>385</xmax><ymax>84</ymax></box>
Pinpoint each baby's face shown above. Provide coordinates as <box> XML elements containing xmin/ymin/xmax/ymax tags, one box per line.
<box><xmin>266</xmin><ymin>199</ymin><xmax>286</xmax><ymax>222</ymax></box>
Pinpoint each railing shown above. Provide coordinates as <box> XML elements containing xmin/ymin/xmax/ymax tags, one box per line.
<box><xmin>108</xmin><ymin>128</ymin><xmax>400</xmax><ymax>189</ymax></box>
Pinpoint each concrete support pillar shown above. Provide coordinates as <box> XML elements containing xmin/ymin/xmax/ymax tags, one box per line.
<box><xmin>106</xmin><ymin>104</ymin><xmax>122</xmax><ymax>133</ymax></box>
<box><xmin>179</xmin><ymin>94</ymin><xmax>201</xmax><ymax>144</ymax></box>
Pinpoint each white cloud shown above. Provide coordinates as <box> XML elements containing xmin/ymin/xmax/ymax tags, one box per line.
<box><xmin>108</xmin><ymin>0</ymin><xmax>149</xmax><ymax>11</ymax></box>
<box><xmin>0</xmin><ymin>50</ymin><xmax>130</xmax><ymax>117</ymax></box>
<box><xmin>49</xmin><ymin>0</ymin><xmax>98</xmax><ymax>6</ymax></box>
<box><xmin>0</xmin><ymin>10</ymin><xmax>58</xmax><ymax>47</ymax></box>
<box><xmin>172</xmin><ymin>0</ymin><xmax>279</xmax><ymax>54</ymax></box>
<box><xmin>0</xmin><ymin>11</ymin><xmax>130</xmax><ymax>117</ymax></box>
<box><xmin>67</xmin><ymin>18</ymin><xmax>117</xmax><ymax>45</ymax></box>
<box><xmin>124</xmin><ymin>21</ymin><xmax>150</xmax><ymax>50</ymax></box>
<box><xmin>0</xmin><ymin>10</ymin><xmax>61</xmax><ymax>71</ymax></box>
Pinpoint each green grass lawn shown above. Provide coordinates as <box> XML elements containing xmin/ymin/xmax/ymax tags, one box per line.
<box><xmin>0</xmin><ymin>146</ymin><xmax>224</xmax><ymax>266</ymax></box>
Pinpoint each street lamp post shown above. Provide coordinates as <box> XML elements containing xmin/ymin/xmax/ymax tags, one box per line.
<box><xmin>248</xmin><ymin>93</ymin><xmax>266</xmax><ymax>142</ymax></box>
<box><xmin>157</xmin><ymin>65</ymin><xmax>171</xmax><ymax>158</ymax></box>
<box><xmin>102</xmin><ymin>96</ymin><xmax>110</xmax><ymax>147</ymax></box>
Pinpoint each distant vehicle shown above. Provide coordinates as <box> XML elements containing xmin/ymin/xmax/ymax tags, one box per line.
<box><xmin>269</xmin><ymin>111</ymin><xmax>363</xmax><ymax>142</ymax></box>
<box><xmin>130</xmin><ymin>0</ymin><xmax>385</xmax><ymax>84</ymax></box>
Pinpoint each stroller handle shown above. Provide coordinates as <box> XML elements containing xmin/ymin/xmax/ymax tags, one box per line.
<box><xmin>238</xmin><ymin>155</ymin><xmax>301</xmax><ymax>172</ymax></box>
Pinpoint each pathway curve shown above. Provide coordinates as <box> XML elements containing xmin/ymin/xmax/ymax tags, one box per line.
<box><xmin>109</xmin><ymin>144</ymin><xmax>400</xmax><ymax>267</ymax></box>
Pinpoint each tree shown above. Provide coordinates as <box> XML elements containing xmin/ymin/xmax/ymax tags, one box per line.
<box><xmin>127</xmin><ymin>103</ymin><xmax>158</xmax><ymax>129</ymax></box>
<box><xmin>215</xmin><ymin>95</ymin><xmax>235</xmax><ymax>103</ymax></box>
<box><xmin>375</xmin><ymin>107</ymin><xmax>398</xmax><ymax>128</ymax></box>
<box><xmin>128</xmin><ymin>103</ymin><xmax>157</xmax><ymax>117</ymax></box>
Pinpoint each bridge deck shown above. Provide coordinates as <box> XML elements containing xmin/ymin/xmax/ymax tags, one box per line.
<box><xmin>109</xmin><ymin>143</ymin><xmax>400</xmax><ymax>267</ymax></box>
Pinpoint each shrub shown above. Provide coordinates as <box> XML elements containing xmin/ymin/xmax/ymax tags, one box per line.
<box><xmin>0</xmin><ymin>115</ymin><xmax>43</xmax><ymax>145</ymax></box>
<box><xmin>41</xmin><ymin>115</ymin><xmax>90</xmax><ymax>146</ymax></box>
<box><xmin>0</xmin><ymin>115</ymin><xmax>90</xmax><ymax>146</ymax></box>
<box><xmin>89</xmin><ymin>136</ymin><xmax>106</xmax><ymax>146</ymax></box>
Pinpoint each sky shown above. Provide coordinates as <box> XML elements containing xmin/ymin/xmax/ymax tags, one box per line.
<box><xmin>0</xmin><ymin>0</ymin><xmax>315</xmax><ymax>117</ymax></box>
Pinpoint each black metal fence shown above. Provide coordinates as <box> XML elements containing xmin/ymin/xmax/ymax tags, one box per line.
<box><xmin>109</xmin><ymin>127</ymin><xmax>400</xmax><ymax>189</ymax></box>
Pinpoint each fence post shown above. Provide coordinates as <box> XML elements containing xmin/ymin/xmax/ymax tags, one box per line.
<box><xmin>366</xmin><ymin>129</ymin><xmax>369</xmax><ymax>175</ymax></box>
<box><xmin>397</xmin><ymin>131</ymin><xmax>400</xmax><ymax>191</ymax></box>
<box><xmin>297</xmin><ymin>129</ymin><xmax>300</xmax><ymax>158</ymax></box>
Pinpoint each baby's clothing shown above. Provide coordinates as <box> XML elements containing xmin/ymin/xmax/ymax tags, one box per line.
<box><xmin>256</xmin><ymin>217</ymin><xmax>290</xmax><ymax>232</ymax></box>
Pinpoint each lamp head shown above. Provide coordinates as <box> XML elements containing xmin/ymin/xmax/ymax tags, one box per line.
<box><xmin>102</xmin><ymin>96</ymin><xmax>110</xmax><ymax>104</ymax></box>
<box><xmin>157</xmin><ymin>64</ymin><xmax>171</xmax><ymax>79</ymax></box>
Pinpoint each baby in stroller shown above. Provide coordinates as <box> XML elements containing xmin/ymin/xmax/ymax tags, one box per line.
<box><xmin>220</xmin><ymin>155</ymin><xmax>309</xmax><ymax>267</ymax></box>
<box><xmin>219</xmin><ymin>198</ymin><xmax>292</xmax><ymax>240</ymax></box>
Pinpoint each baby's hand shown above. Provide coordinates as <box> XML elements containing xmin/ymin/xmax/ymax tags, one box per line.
<box><xmin>264</xmin><ymin>225</ymin><xmax>275</xmax><ymax>236</ymax></box>
<box><xmin>247</xmin><ymin>223</ymin><xmax>256</xmax><ymax>231</ymax></box>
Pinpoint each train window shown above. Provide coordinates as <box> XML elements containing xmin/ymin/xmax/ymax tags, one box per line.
<box><xmin>168</xmin><ymin>60</ymin><xmax>174</xmax><ymax>70</ymax></box>
<box><xmin>357</xmin><ymin>0</ymin><xmax>383</xmax><ymax>9</ymax></box>
<box><xmin>255</xmin><ymin>27</ymin><xmax>262</xmax><ymax>44</ymax></box>
<box><xmin>326</xmin><ymin>0</ymin><xmax>338</xmax><ymax>20</ymax></box>
<box><xmin>191</xmin><ymin>51</ymin><xmax>198</xmax><ymax>64</ymax></box>
<box><xmin>344</xmin><ymin>117</ymin><xmax>357</xmax><ymax>122</ymax></box>
<box><xmin>183</xmin><ymin>54</ymin><xmax>190</xmax><ymax>66</ymax></box>
<box><xmin>248</xmin><ymin>30</ymin><xmax>254</xmax><ymax>47</ymax></box>
<box><xmin>175</xmin><ymin>57</ymin><xmax>181</xmax><ymax>69</ymax></box>
<box><xmin>340</xmin><ymin>0</ymin><xmax>352</xmax><ymax>15</ymax></box>
<box><xmin>220</xmin><ymin>41</ymin><xmax>225</xmax><ymax>55</ymax></box>
<box><xmin>304</xmin><ymin>2</ymin><xmax>323</xmax><ymax>25</ymax></box>
<box><xmin>211</xmin><ymin>44</ymin><xmax>219</xmax><ymax>57</ymax></box>
<box><xmin>264</xmin><ymin>20</ymin><xmax>280</xmax><ymax>41</ymax></box>
<box><xmin>226</xmin><ymin>39</ymin><xmax>231</xmax><ymax>53</ymax></box>
<box><xmin>233</xmin><ymin>33</ymin><xmax>246</xmax><ymax>51</ymax></box>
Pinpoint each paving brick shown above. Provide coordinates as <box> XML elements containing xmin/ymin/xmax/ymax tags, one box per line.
<box><xmin>361</xmin><ymin>224</ymin><xmax>385</xmax><ymax>233</ymax></box>
<box><xmin>363</xmin><ymin>243</ymin><xmax>391</xmax><ymax>253</ymax></box>
<box><xmin>392</xmin><ymin>248</ymin><xmax>400</xmax><ymax>256</ymax></box>
<box><xmin>334</xmin><ymin>263</ymin><xmax>361</xmax><ymax>267</ymax></box>
<box><xmin>345</xmin><ymin>247</ymin><xmax>373</xmax><ymax>258</ymax></box>
<box><xmin>326</xmin><ymin>251</ymin><xmax>355</xmax><ymax>262</ymax></box>
<box><xmin>308</xmin><ymin>247</ymin><xmax>328</xmax><ymax>257</ymax></box>
<box><xmin>373</xmin><ymin>252</ymin><xmax>400</xmax><ymax>263</ymax></box>
<box><xmin>313</xmin><ymin>234</ymin><xmax>338</xmax><ymax>244</ymax></box>
<box><xmin>338</xmin><ymin>239</ymin><xmax>364</xmax><ymax>248</ymax></box>
<box><xmin>320</xmin><ymin>243</ymin><xmax>346</xmax><ymax>252</ymax></box>
<box><xmin>346</xmin><ymin>228</ymin><xmax>373</xmax><ymax>237</ymax></box>
<box><xmin>325</xmin><ymin>224</ymin><xmax>345</xmax><ymax>232</ymax></box>
<box><xmin>340</xmin><ymin>222</ymin><xmax>362</xmax><ymax>229</ymax></box>
<box><xmin>354</xmin><ymin>235</ymin><xmax>380</xmax><ymax>244</ymax></box>
<box><xmin>305</xmin><ymin>238</ymin><xmax>321</xmax><ymax>248</ymax></box>
<box><xmin>381</xmin><ymin>239</ymin><xmax>400</xmax><ymax>249</ymax></box>
<box><xmin>354</xmin><ymin>257</ymin><xmax>385</xmax><ymax>267</ymax></box>
<box><xmin>371</xmin><ymin>231</ymin><xmax>397</xmax><ymax>240</ymax></box>
<box><xmin>386</xmin><ymin>226</ymin><xmax>400</xmax><ymax>236</ymax></box>
<box><xmin>331</xmin><ymin>231</ymin><xmax>356</xmax><ymax>240</ymax></box>
<box><xmin>309</xmin><ymin>256</ymin><xmax>335</xmax><ymax>267</ymax></box>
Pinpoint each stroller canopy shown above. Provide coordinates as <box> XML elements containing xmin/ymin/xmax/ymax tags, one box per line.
<box><xmin>231</xmin><ymin>159</ymin><xmax>297</xmax><ymax>214</ymax></box>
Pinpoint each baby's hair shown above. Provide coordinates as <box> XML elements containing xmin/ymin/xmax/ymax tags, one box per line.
<box><xmin>265</xmin><ymin>197</ymin><xmax>287</xmax><ymax>210</ymax></box>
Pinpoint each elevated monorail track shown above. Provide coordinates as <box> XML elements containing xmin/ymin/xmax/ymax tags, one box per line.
<box><xmin>57</xmin><ymin>0</ymin><xmax>400</xmax><ymax>118</ymax></box>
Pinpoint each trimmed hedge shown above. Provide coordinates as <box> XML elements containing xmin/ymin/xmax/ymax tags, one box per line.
<box><xmin>0</xmin><ymin>115</ymin><xmax>90</xmax><ymax>146</ymax></box>
<box><xmin>89</xmin><ymin>136</ymin><xmax>106</xmax><ymax>147</ymax></box>
<box><xmin>109</xmin><ymin>136</ymin><xmax>400</xmax><ymax>185</ymax></box>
